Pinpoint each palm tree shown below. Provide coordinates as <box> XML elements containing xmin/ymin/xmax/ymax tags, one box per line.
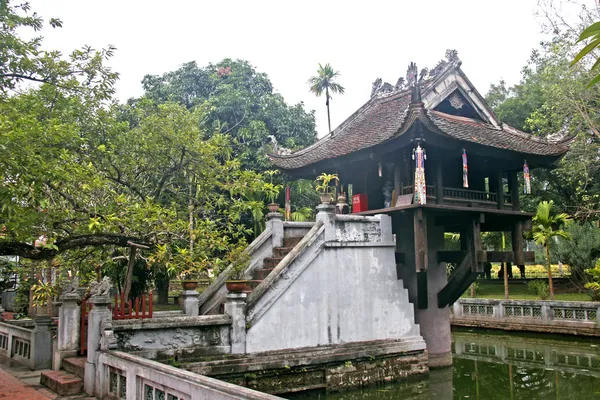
<box><xmin>308</xmin><ymin>63</ymin><xmax>345</xmax><ymax>134</ymax></box>
<box><xmin>532</xmin><ymin>200</ymin><xmax>572</xmax><ymax>299</ymax></box>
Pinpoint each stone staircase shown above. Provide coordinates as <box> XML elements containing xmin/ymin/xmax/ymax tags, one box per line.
<box><xmin>250</xmin><ymin>236</ymin><xmax>303</xmax><ymax>283</ymax></box>
<box><xmin>40</xmin><ymin>357</ymin><xmax>85</xmax><ymax>396</ymax></box>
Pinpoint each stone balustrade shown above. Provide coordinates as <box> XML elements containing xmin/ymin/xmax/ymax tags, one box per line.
<box><xmin>96</xmin><ymin>350</ymin><xmax>282</xmax><ymax>400</ymax></box>
<box><xmin>0</xmin><ymin>316</ymin><xmax>53</xmax><ymax>370</ymax></box>
<box><xmin>451</xmin><ymin>298</ymin><xmax>600</xmax><ymax>336</ymax></box>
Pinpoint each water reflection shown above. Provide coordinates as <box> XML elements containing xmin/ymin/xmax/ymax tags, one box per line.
<box><xmin>288</xmin><ymin>329</ymin><xmax>600</xmax><ymax>399</ymax></box>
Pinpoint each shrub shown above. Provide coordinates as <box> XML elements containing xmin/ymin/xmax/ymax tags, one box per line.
<box><xmin>527</xmin><ymin>280</ymin><xmax>550</xmax><ymax>300</ymax></box>
<box><xmin>584</xmin><ymin>259</ymin><xmax>600</xmax><ymax>301</ymax></box>
<box><xmin>554</xmin><ymin>222</ymin><xmax>600</xmax><ymax>284</ymax></box>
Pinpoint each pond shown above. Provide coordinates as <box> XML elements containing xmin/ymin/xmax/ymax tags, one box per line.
<box><xmin>287</xmin><ymin>328</ymin><xmax>600</xmax><ymax>399</ymax></box>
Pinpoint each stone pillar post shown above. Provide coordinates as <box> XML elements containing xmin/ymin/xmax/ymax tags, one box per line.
<box><xmin>31</xmin><ymin>315</ymin><xmax>52</xmax><ymax>370</ymax></box>
<box><xmin>266</xmin><ymin>212</ymin><xmax>284</xmax><ymax>248</ymax></box>
<box><xmin>84</xmin><ymin>294</ymin><xmax>112</xmax><ymax>396</ymax></box>
<box><xmin>224</xmin><ymin>292</ymin><xmax>247</xmax><ymax>354</ymax></box>
<box><xmin>53</xmin><ymin>292</ymin><xmax>81</xmax><ymax>370</ymax></box>
<box><xmin>316</xmin><ymin>203</ymin><xmax>336</xmax><ymax>242</ymax></box>
<box><xmin>181</xmin><ymin>289</ymin><xmax>200</xmax><ymax>317</ymax></box>
<box><xmin>0</xmin><ymin>290</ymin><xmax>4</xmax><ymax>316</ymax></box>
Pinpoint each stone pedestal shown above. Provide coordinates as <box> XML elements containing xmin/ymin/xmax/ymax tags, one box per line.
<box><xmin>53</xmin><ymin>292</ymin><xmax>81</xmax><ymax>370</ymax></box>
<box><xmin>181</xmin><ymin>290</ymin><xmax>199</xmax><ymax>316</ymax></box>
<box><xmin>84</xmin><ymin>295</ymin><xmax>112</xmax><ymax>396</ymax></box>
<box><xmin>266</xmin><ymin>212</ymin><xmax>284</xmax><ymax>248</ymax></box>
<box><xmin>224</xmin><ymin>293</ymin><xmax>247</xmax><ymax>354</ymax></box>
<box><xmin>31</xmin><ymin>315</ymin><xmax>53</xmax><ymax>370</ymax></box>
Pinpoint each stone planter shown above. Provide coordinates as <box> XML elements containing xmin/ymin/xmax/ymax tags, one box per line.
<box><xmin>226</xmin><ymin>280</ymin><xmax>251</xmax><ymax>293</ymax></box>
<box><xmin>320</xmin><ymin>194</ymin><xmax>333</xmax><ymax>204</ymax></box>
<box><xmin>267</xmin><ymin>203</ymin><xmax>280</xmax><ymax>213</ymax></box>
<box><xmin>181</xmin><ymin>280</ymin><xmax>199</xmax><ymax>291</ymax></box>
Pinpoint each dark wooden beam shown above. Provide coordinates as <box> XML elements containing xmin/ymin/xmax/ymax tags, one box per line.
<box><xmin>436</xmin><ymin>160</ymin><xmax>444</xmax><ymax>204</ymax></box>
<box><xmin>508</xmin><ymin>170</ymin><xmax>520</xmax><ymax>211</ymax></box>
<box><xmin>395</xmin><ymin>252</ymin><xmax>405</xmax><ymax>264</ymax></box>
<box><xmin>476</xmin><ymin>251</ymin><xmax>536</xmax><ymax>263</ymax></box>
<box><xmin>438</xmin><ymin>253</ymin><xmax>480</xmax><ymax>308</ymax></box>
<box><xmin>496</xmin><ymin>170</ymin><xmax>504</xmax><ymax>210</ymax></box>
<box><xmin>413</xmin><ymin>208</ymin><xmax>428</xmax><ymax>272</ymax></box>
<box><xmin>511</xmin><ymin>220</ymin><xmax>525</xmax><ymax>265</ymax></box>
<box><xmin>438</xmin><ymin>251</ymin><xmax>466</xmax><ymax>263</ymax></box>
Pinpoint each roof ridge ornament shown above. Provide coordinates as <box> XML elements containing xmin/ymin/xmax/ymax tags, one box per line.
<box><xmin>406</xmin><ymin>62</ymin><xmax>422</xmax><ymax>104</ymax></box>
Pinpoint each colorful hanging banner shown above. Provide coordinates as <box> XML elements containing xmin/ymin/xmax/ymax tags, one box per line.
<box><xmin>413</xmin><ymin>144</ymin><xmax>427</xmax><ymax>205</ymax></box>
<box><xmin>285</xmin><ymin>186</ymin><xmax>291</xmax><ymax>221</ymax></box>
<box><xmin>523</xmin><ymin>160</ymin><xmax>531</xmax><ymax>195</ymax></box>
<box><xmin>462</xmin><ymin>149</ymin><xmax>469</xmax><ymax>188</ymax></box>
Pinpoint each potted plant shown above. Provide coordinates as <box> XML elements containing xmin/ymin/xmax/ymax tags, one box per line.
<box><xmin>315</xmin><ymin>173</ymin><xmax>339</xmax><ymax>204</ymax></box>
<box><xmin>263</xmin><ymin>170</ymin><xmax>283</xmax><ymax>213</ymax></box>
<box><xmin>225</xmin><ymin>244</ymin><xmax>252</xmax><ymax>293</ymax></box>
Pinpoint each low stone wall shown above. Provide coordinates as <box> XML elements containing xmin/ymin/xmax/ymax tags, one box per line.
<box><xmin>185</xmin><ymin>338</ymin><xmax>428</xmax><ymax>394</ymax></box>
<box><xmin>0</xmin><ymin>316</ymin><xmax>52</xmax><ymax>370</ymax></box>
<box><xmin>96</xmin><ymin>350</ymin><xmax>281</xmax><ymax>399</ymax></box>
<box><xmin>451</xmin><ymin>298</ymin><xmax>600</xmax><ymax>336</ymax></box>
<box><xmin>113</xmin><ymin>315</ymin><xmax>231</xmax><ymax>360</ymax></box>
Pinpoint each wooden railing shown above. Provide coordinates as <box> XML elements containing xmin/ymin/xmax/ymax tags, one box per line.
<box><xmin>398</xmin><ymin>185</ymin><xmax>518</xmax><ymax>209</ymax></box>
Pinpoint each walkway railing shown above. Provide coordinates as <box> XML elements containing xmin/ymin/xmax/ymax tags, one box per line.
<box><xmin>399</xmin><ymin>186</ymin><xmax>512</xmax><ymax>208</ymax></box>
<box><xmin>451</xmin><ymin>298</ymin><xmax>600</xmax><ymax>335</ymax></box>
<box><xmin>97</xmin><ymin>350</ymin><xmax>282</xmax><ymax>399</ymax></box>
<box><xmin>0</xmin><ymin>317</ymin><xmax>52</xmax><ymax>370</ymax></box>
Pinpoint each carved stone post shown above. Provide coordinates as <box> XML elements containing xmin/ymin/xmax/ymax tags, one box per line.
<box><xmin>225</xmin><ymin>292</ymin><xmax>247</xmax><ymax>354</ymax></box>
<box><xmin>84</xmin><ymin>278</ymin><xmax>112</xmax><ymax>396</ymax></box>
<box><xmin>53</xmin><ymin>291</ymin><xmax>81</xmax><ymax>370</ymax></box>
<box><xmin>31</xmin><ymin>315</ymin><xmax>52</xmax><ymax>370</ymax></box>
<box><xmin>316</xmin><ymin>203</ymin><xmax>336</xmax><ymax>242</ymax></box>
<box><xmin>181</xmin><ymin>289</ymin><xmax>200</xmax><ymax>317</ymax></box>
<box><xmin>266</xmin><ymin>211</ymin><xmax>284</xmax><ymax>248</ymax></box>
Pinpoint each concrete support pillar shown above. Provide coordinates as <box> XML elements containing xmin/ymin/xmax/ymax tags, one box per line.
<box><xmin>316</xmin><ymin>203</ymin><xmax>336</xmax><ymax>242</ymax></box>
<box><xmin>397</xmin><ymin>213</ymin><xmax>452</xmax><ymax>368</ymax></box>
<box><xmin>31</xmin><ymin>315</ymin><xmax>52</xmax><ymax>370</ymax></box>
<box><xmin>84</xmin><ymin>295</ymin><xmax>111</xmax><ymax>396</ymax></box>
<box><xmin>224</xmin><ymin>292</ymin><xmax>247</xmax><ymax>354</ymax></box>
<box><xmin>181</xmin><ymin>290</ymin><xmax>200</xmax><ymax>317</ymax></box>
<box><xmin>266</xmin><ymin>212</ymin><xmax>284</xmax><ymax>248</ymax></box>
<box><xmin>53</xmin><ymin>292</ymin><xmax>81</xmax><ymax>370</ymax></box>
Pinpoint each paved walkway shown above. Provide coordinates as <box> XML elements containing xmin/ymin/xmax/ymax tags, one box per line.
<box><xmin>0</xmin><ymin>355</ymin><xmax>90</xmax><ymax>400</ymax></box>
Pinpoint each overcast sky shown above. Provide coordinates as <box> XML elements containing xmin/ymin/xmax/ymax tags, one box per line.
<box><xmin>28</xmin><ymin>1</ymin><xmax>569</xmax><ymax>137</ymax></box>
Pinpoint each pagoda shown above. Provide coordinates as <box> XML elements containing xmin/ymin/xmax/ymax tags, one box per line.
<box><xmin>269</xmin><ymin>51</ymin><xmax>570</xmax><ymax>367</ymax></box>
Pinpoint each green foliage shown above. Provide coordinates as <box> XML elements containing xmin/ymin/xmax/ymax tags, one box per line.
<box><xmin>31</xmin><ymin>280</ymin><xmax>58</xmax><ymax>308</ymax></box>
<box><xmin>141</xmin><ymin>59</ymin><xmax>317</xmax><ymax>171</ymax></box>
<box><xmin>554</xmin><ymin>222</ymin><xmax>600</xmax><ymax>283</ymax></box>
<box><xmin>584</xmin><ymin>259</ymin><xmax>600</xmax><ymax>300</ymax></box>
<box><xmin>527</xmin><ymin>280</ymin><xmax>550</xmax><ymax>300</ymax></box>
<box><xmin>308</xmin><ymin>63</ymin><xmax>345</xmax><ymax>133</ymax></box>
<box><xmin>315</xmin><ymin>173</ymin><xmax>339</xmax><ymax>196</ymax></box>
<box><xmin>225</xmin><ymin>244</ymin><xmax>251</xmax><ymax>281</ymax></box>
<box><xmin>571</xmin><ymin>20</ymin><xmax>600</xmax><ymax>86</ymax></box>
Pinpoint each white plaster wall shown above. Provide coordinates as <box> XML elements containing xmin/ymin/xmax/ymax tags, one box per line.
<box><xmin>246</xmin><ymin>245</ymin><xmax>421</xmax><ymax>353</ymax></box>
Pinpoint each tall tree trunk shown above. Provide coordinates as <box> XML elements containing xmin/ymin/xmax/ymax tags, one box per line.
<box><xmin>123</xmin><ymin>246</ymin><xmax>137</xmax><ymax>301</ymax></box>
<box><xmin>188</xmin><ymin>177</ymin><xmax>194</xmax><ymax>255</ymax></box>
<box><xmin>326</xmin><ymin>87</ymin><xmax>332</xmax><ymax>134</ymax></box>
<box><xmin>546</xmin><ymin>243</ymin><xmax>555</xmax><ymax>300</ymax></box>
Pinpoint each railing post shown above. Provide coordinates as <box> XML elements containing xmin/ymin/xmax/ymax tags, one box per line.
<box><xmin>496</xmin><ymin>301</ymin><xmax>505</xmax><ymax>318</ymax></box>
<box><xmin>542</xmin><ymin>303</ymin><xmax>552</xmax><ymax>324</ymax></box>
<box><xmin>453</xmin><ymin>301</ymin><xmax>462</xmax><ymax>317</ymax></box>
<box><xmin>31</xmin><ymin>315</ymin><xmax>52</xmax><ymax>370</ymax></box>
<box><xmin>84</xmin><ymin>288</ymin><xmax>112</xmax><ymax>396</ymax></box>
<box><xmin>316</xmin><ymin>203</ymin><xmax>336</xmax><ymax>242</ymax></box>
<box><xmin>266</xmin><ymin>211</ymin><xmax>284</xmax><ymax>248</ymax></box>
<box><xmin>54</xmin><ymin>291</ymin><xmax>80</xmax><ymax>370</ymax></box>
<box><xmin>181</xmin><ymin>288</ymin><xmax>200</xmax><ymax>317</ymax></box>
<box><xmin>225</xmin><ymin>292</ymin><xmax>247</xmax><ymax>354</ymax></box>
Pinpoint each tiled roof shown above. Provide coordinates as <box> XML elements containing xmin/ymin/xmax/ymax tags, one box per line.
<box><xmin>270</xmin><ymin>85</ymin><xmax>570</xmax><ymax>171</ymax></box>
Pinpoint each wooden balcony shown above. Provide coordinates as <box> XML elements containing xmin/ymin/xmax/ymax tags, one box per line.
<box><xmin>400</xmin><ymin>185</ymin><xmax>513</xmax><ymax>210</ymax></box>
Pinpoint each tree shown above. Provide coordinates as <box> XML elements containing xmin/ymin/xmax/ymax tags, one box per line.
<box><xmin>571</xmin><ymin>20</ymin><xmax>600</xmax><ymax>86</ymax></box>
<box><xmin>553</xmin><ymin>222</ymin><xmax>600</xmax><ymax>285</ymax></box>
<box><xmin>308</xmin><ymin>63</ymin><xmax>345</xmax><ymax>134</ymax></box>
<box><xmin>141</xmin><ymin>59</ymin><xmax>317</xmax><ymax>171</ymax></box>
<box><xmin>532</xmin><ymin>201</ymin><xmax>572</xmax><ymax>299</ymax></box>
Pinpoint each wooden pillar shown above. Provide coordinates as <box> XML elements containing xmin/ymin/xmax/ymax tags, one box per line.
<box><xmin>508</xmin><ymin>170</ymin><xmax>520</xmax><ymax>211</ymax></box>
<box><xmin>414</xmin><ymin>208</ymin><xmax>428</xmax><ymax>309</ymax></box>
<box><xmin>394</xmin><ymin>163</ymin><xmax>401</xmax><ymax>202</ymax></box>
<box><xmin>436</xmin><ymin>159</ymin><xmax>444</xmax><ymax>204</ymax></box>
<box><xmin>496</xmin><ymin>170</ymin><xmax>504</xmax><ymax>210</ymax></box>
<box><xmin>511</xmin><ymin>220</ymin><xmax>524</xmax><ymax>266</ymax></box>
<box><xmin>465</xmin><ymin>214</ymin><xmax>483</xmax><ymax>273</ymax></box>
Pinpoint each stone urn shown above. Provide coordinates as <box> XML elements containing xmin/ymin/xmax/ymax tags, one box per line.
<box><xmin>319</xmin><ymin>193</ymin><xmax>333</xmax><ymax>204</ymax></box>
<box><xmin>267</xmin><ymin>203</ymin><xmax>280</xmax><ymax>213</ymax></box>
<box><xmin>182</xmin><ymin>280</ymin><xmax>199</xmax><ymax>291</ymax></box>
<box><xmin>226</xmin><ymin>280</ymin><xmax>251</xmax><ymax>293</ymax></box>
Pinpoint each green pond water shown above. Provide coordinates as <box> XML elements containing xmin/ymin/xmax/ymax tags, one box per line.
<box><xmin>288</xmin><ymin>329</ymin><xmax>600</xmax><ymax>400</ymax></box>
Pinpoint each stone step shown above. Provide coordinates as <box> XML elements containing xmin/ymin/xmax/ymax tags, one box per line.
<box><xmin>63</xmin><ymin>357</ymin><xmax>86</xmax><ymax>379</ymax></box>
<box><xmin>263</xmin><ymin>257</ymin><xmax>283</xmax><ymax>268</ymax></box>
<box><xmin>253</xmin><ymin>268</ymin><xmax>275</xmax><ymax>280</ymax></box>
<box><xmin>283</xmin><ymin>236</ymin><xmax>303</xmax><ymax>248</ymax></box>
<box><xmin>40</xmin><ymin>370</ymin><xmax>83</xmax><ymax>396</ymax></box>
<box><xmin>273</xmin><ymin>247</ymin><xmax>293</xmax><ymax>258</ymax></box>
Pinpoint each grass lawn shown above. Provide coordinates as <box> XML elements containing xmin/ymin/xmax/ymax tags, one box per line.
<box><xmin>462</xmin><ymin>281</ymin><xmax>591</xmax><ymax>302</ymax></box>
